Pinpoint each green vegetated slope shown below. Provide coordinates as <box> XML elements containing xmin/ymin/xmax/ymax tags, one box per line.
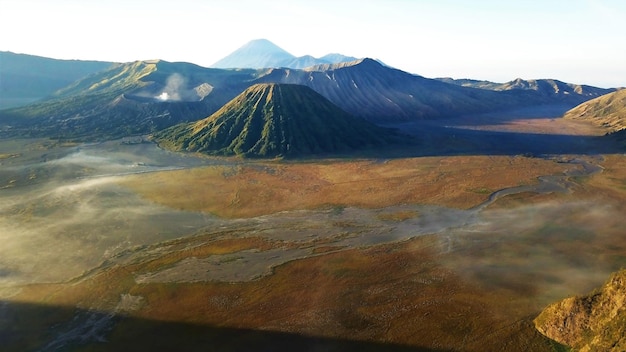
<box><xmin>1</xmin><ymin>51</ymin><xmax>618</xmax><ymax>141</ymax></box>
<box><xmin>534</xmin><ymin>269</ymin><xmax>626</xmax><ymax>351</ymax></box>
<box><xmin>0</xmin><ymin>60</ymin><xmax>259</xmax><ymax>140</ymax></box>
<box><xmin>155</xmin><ymin>83</ymin><xmax>400</xmax><ymax>158</ymax></box>
<box><xmin>564</xmin><ymin>89</ymin><xmax>626</xmax><ymax>133</ymax></box>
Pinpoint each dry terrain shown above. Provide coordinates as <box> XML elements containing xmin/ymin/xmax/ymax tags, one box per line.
<box><xmin>118</xmin><ymin>155</ymin><xmax>569</xmax><ymax>218</ymax></box>
<box><xmin>1</xmin><ymin>113</ymin><xmax>625</xmax><ymax>351</ymax></box>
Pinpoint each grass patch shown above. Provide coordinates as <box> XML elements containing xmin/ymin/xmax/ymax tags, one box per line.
<box><xmin>0</xmin><ymin>153</ymin><xmax>20</xmax><ymax>159</ymax></box>
<box><xmin>376</xmin><ymin>210</ymin><xmax>419</xmax><ymax>221</ymax></box>
<box><xmin>468</xmin><ymin>187</ymin><xmax>493</xmax><ymax>194</ymax></box>
<box><xmin>118</xmin><ymin>155</ymin><xmax>571</xmax><ymax>218</ymax></box>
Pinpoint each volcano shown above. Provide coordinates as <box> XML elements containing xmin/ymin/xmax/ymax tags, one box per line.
<box><xmin>154</xmin><ymin>83</ymin><xmax>401</xmax><ymax>158</ymax></box>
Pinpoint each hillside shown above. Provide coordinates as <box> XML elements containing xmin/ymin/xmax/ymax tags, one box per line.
<box><xmin>0</xmin><ymin>51</ymin><xmax>113</xmax><ymax>108</ymax></box>
<box><xmin>534</xmin><ymin>269</ymin><xmax>626</xmax><ymax>351</ymax></box>
<box><xmin>564</xmin><ymin>89</ymin><xmax>626</xmax><ymax>133</ymax></box>
<box><xmin>1</xmin><ymin>54</ymin><xmax>616</xmax><ymax>141</ymax></box>
<box><xmin>155</xmin><ymin>83</ymin><xmax>400</xmax><ymax>158</ymax></box>
<box><xmin>259</xmin><ymin>58</ymin><xmax>558</xmax><ymax>121</ymax></box>
<box><xmin>438</xmin><ymin>77</ymin><xmax>615</xmax><ymax>105</ymax></box>
<box><xmin>0</xmin><ymin>60</ymin><xmax>259</xmax><ymax>140</ymax></box>
<box><xmin>211</xmin><ymin>39</ymin><xmax>357</xmax><ymax>69</ymax></box>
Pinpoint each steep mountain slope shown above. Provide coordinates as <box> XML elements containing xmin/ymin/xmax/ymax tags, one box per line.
<box><xmin>564</xmin><ymin>89</ymin><xmax>626</xmax><ymax>133</ymax></box>
<box><xmin>210</xmin><ymin>39</ymin><xmax>357</xmax><ymax>69</ymax></box>
<box><xmin>534</xmin><ymin>269</ymin><xmax>626</xmax><ymax>351</ymax></box>
<box><xmin>438</xmin><ymin>77</ymin><xmax>615</xmax><ymax>105</ymax></box>
<box><xmin>259</xmin><ymin>58</ymin><xmax>546</xmax><ymax>121</ymax></box>
<box><xmin>155</xmin><ymin>83</ymin><xmax>400</xmax><ymax>158</ymax></box>
<box><xmin>0</xmin><ymin>60</ymin><xmax>260</xmax><ymax>140</ymax></box>
<box><xmin>0</xmin><ymin>51</ymin><xmax>113</xmax><ymax>108</ymax></box>
<box><xmin>1</xmin><ymin>54</ymin><xmax>615</xmax><ymax>141</ymax></box>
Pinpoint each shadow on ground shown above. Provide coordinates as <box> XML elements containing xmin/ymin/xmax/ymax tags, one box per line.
<box><xmin>0</xmin><ymin>301</ymin><xmax>452</xmax><ymax>352</ymax></box>
<box><xmin>329</xmin><ymin>123</ymin><xmax>623</xmax><ymax>161</ymax></box>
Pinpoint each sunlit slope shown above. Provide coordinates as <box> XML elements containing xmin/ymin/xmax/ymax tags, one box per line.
<box><xmin>535</xmin><ymin>269</ymin><xmax>626</xmax><ymax>351</ymax></box>
<box><xmin>155</xmin><ymin>83</ymin><xmax>400</xmax><ymax>158</ymax></box>
<box><xmin>1</xmin><ymin>55</ymin><xmax>616</xmax><ymax>141</ymax></box>
<box><xmin>563</xmin><ymin>89</ymin><xmax>626</xmax><ymax>133</ymax></box>
<box><xmin>0</xmin><ymin>60</ymin><xmax>258</xmax><ymax>140</ymax></box>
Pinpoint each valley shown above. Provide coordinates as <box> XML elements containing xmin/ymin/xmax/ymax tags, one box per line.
<box><xmin>1</xmin><ymin>109</ymin><xmax>625</xmax><ymax>351</ymax></box>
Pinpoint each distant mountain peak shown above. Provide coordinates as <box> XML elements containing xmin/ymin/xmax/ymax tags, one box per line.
<box><xmin>210</xmin><ymin>39</ymin><xmax>295</xmax><ymax>69</ymax></box>
<box><xmin>239</xmin><ymin>39</ymin><xmax>293</xmax><ymax>56</ymax></box>
<box><xmin>210</xmin><ymin>39</ymin><xmax>360</xmax><ymax>70</ymax></box>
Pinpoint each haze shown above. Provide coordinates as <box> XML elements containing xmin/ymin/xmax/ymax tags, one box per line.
<box><xmin>1</xmin><ymin>0</ymin><xmax>626</xmax><ymax>87</ymax></box>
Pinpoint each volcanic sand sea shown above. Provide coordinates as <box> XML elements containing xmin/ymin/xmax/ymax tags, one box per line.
<box><xmin>1</xmin><ymin>112</ymin><xmax>625</xmax><ymax>351</ymax></box>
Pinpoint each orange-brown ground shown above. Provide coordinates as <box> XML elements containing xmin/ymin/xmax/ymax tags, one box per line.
<box><xmin>118</xmin><ymin>155</ymin><xmax>570</xmax><ymax>218</ymax></box>
<box><xmin>6</xmin><ymin>234</ymin><xmax>561</xmax><ymax>352</ymax></box>
<box><xmin>5</xmin><ymin>154</ymin><xmax>626</xmax><ymax>352</ymax></box>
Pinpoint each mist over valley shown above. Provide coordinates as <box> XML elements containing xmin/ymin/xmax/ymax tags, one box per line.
<box><xmin>1</xmin><ymin>39</ymin><xmax>626</xmax><ymax>351</ymax></box>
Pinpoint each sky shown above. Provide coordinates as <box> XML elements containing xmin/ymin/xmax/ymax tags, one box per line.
<box><xmin>1</xmin><ymin>0</ymin><xmax>625</xmax><ymax>87</ymax></box>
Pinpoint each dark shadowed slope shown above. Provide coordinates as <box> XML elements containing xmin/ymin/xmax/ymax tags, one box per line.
<box><xmin>155</xmin><ymin>83</ymin><xmax>402</xmax><ymax>158</ymax></box>
<box><xmin>0</xmin><ymin>51</ymin><xmax>113</xmax><ymax>109</ymax></box>
<box><xmin>259</xmin><ymin>59</ymin><xmax>559</xmax><ymax>122</ymax></box>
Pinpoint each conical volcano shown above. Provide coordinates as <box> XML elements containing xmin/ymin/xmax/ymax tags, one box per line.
<box><xmin>155</xmin><ymin>83</ymin><xmax>399</xmax><ymax>158</ymax></box>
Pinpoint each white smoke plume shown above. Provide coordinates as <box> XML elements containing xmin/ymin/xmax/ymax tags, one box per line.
<box><xmin>156</xmin><ymin>73</ymin><xmax>186</xmax><ymax>101</ymax></box>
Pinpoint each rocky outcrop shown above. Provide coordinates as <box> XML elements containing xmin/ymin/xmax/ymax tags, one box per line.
<box><xmin>534</xmin><ymin>269</ymin><xmax>626</xmax><ymax>351</ymax></box>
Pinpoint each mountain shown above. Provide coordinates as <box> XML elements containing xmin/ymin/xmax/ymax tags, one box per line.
<box><xmin>154</xmin><ymin>83</ymin><xmax>400</xmax><ymax>158</ymax></box>
<box><xmin>0</xmin><ymin>51</ymin><xmax>113</xmax><ymax>109</ymax></box>
<box><xmin>437</xmin><ymin>77</ymin><xmax>615</xmax><ymax>105</ymax></box>
<box><xmin>0</xmin><ymin>60</ymin><xmax>260</xmax><ymax>140</ymax></box>
<box><xmin>1</xmin><ymin>55</ymin><xmax>615</xmax><ymax>141</ymax></box>
<box><xmin>257</xmin><ymin>58</ymin><xmax>570</xmax><ymax>121</ymax></box>
<box><xmin>210</xmin><ymin>39</ymin><xmax>357</xmax><ymax>69</ymax></box>
<box><xmin>563</xmin><ymin>89</ymin><xmax>626</xmax><ymax>133</ymax></box>
<box><xmin>534</xmin><ymin>269</ymin><xmax>626</xmax><ymax>351</ymax></box>
<box><xmin>211</xmin><ymin>39</ymin><xmax>296</xmax><ymax>69</ymax></box>
<box><xmin>436</xmin><ymin>77</ymin><xmax>504</xmax><ymax>90</ymax></box>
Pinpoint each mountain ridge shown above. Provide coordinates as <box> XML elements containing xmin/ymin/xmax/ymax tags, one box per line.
<box><xmin>0</xmin><ymin>51</ymin><xmax>114</xmax><ymax>109</ymax></box>
<box><xmin>0</xmin><ymin>48</ymin><xmax>618</xmax><ymax>141</ymax></box>
<box><xmin>437</xmin><ymin>77</ymin><xmax>615</xmax><ymax>105</ymax></box>
<box><xmin>154</xmin><ymin>83</ymin><xmax>401</xmax><ymax>158</ymax></box>
<box><xmin>210</xmin><ymin>39</ymin><xmax>358</xmax><ymax>69</ymax></box>
<box><xmin>0</xmin><ymin>60</ymin><xmax>260</xmax><ymax>140</ymax></box>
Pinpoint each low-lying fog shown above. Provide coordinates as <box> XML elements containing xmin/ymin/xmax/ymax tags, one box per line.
<box><xmin>0</xmin><ymin>139</ymin><xmax>225</xmax><ymax>287</ymax></box>
<box><xmin>0</xmin><ymin>136</ymin><xmax>623</xmax><ymax>309</ymax></box>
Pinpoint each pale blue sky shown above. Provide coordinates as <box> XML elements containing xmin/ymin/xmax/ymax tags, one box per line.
<box><xmin>1</xmin><ymin>0</ymin><xmax>625</xmax><ymax>87</ymax></box>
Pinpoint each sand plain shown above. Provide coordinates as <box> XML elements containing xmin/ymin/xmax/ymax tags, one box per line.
<box><xmin>1</xmin><ymin>112</ymin><xmax>625</xmax><ymax>351</ymax></box>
